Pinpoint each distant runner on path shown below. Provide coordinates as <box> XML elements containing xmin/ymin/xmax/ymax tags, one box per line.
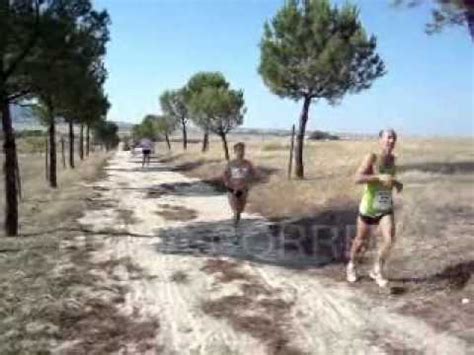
<box><xmin>139</xmin><ymin>138</ymin><xmax>154</xmax><ymax>167</ymax></box>
<box><xmin>346</xmin><ymin>129</ymin><xmax>403</xmax><ymax>287</ymax></box>
<box><xmin>223</xmin><ymin>142</ymin><xmax>257</xmax><ymax>228</ymax></box>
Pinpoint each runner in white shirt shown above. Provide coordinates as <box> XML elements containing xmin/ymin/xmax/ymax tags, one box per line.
<box><xmin>139</xmin><ymin>138</ymin><xmax>154</xmax><ymax>167</ymax></box>
<box><xmin>223</xmin><ymin>142</ymin><xmax>257</xmax><ymax>227</ymax></box>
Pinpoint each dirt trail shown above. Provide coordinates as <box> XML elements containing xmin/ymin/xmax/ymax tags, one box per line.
<box><xmin>77</xmin><ymin>150</ymin><xmax>470</xmax><ymax>354</ymax></box>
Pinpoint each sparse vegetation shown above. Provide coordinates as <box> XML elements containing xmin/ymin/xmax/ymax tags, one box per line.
<box><xmin>308</xmin><ymin>130</ymin><xmax>340</xmax><ymax>141</ymax></box>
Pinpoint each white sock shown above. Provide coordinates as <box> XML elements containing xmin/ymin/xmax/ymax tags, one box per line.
<box><xmin>373</xmin><ymin>262</ymin><xmax>383</xmax><ymax>274</ymax></box>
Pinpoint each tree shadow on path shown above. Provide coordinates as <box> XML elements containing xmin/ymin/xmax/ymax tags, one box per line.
<box><xmin>154</xmin><ymin>206</ymin><xmax>358</xmax><ymax>270</ymax></box>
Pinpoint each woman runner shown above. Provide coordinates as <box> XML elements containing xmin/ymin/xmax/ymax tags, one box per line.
<box><xmin>223</xmin><ymin>142</ymin><xmax>257</xmax><ymax>227</ymax></box>
<box><xmin>346</xmin><ymin>129</ymin><xmax>403</xmax><ymax>287</ymax></box>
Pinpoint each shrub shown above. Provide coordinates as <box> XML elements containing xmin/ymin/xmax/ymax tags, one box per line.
<box><xmin>308</xmin><ymin>130</ymin><xmax>339</xmax><ymax>141</ymax></box>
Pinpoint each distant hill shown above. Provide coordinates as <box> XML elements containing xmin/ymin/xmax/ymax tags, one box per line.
<box><xmin>10</xmin><ymin>106</ymin><xmax>135</xmax><ymax>134</ymax></box>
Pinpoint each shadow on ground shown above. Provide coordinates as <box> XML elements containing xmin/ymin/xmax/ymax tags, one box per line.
<box><xmin>399</xmin><ymin>161</ymin><xmax>474</xmax><ymax>175</ymax></box>
<box><xmin>154</xmin><ymin>206</ymin><xmax>358</xmax><ymax>269</ymax></box>
<box><xmin>156</xmin><ymin>155</ymin><xmax>182</xmax><ymax>164</ymax></box>
<box><xmin>18</xmin><ymin>216</ymin><xmax>472</xmax><ymax>294</ymax></box>
<box><xmin>390</xmin><ymin>260</ymin><xmax>473</xmax><ymax>291</ymax></box>
<box><xmin>171</xmin><ymin>159</ymin><xmax>222</xmax><ymax>173</ymax></box>
<box><xmin>105</xmin><ymin>166</ymin><xmax>172</xmax><ymax>173</ymax></box>
<box><xmin>145</xmin><ymin>181</ymin><xmax>222</xmax><ymax>197</ymax></box>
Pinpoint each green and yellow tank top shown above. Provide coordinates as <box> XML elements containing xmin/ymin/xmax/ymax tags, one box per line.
<box><xmin>359</xmin><ymin>155</ymin><xmax>396</xmax><ymax>217</ymax></box>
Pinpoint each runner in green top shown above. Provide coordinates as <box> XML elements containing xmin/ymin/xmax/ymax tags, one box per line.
<box><xmin>346</xmin><ymin>129</ymin><xmax>403</xmax><ymax>287</ymax></box>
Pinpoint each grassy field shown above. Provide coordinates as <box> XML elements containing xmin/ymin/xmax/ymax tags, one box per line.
<box><xmin>156</xmin><ymin>134</ymin><xmax>474</xmax><ymax>340</ymax></box>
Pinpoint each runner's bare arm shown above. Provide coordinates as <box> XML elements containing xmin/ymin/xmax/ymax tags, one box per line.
<box><xmin>392</xmin><ymin>158</ymin><xmax>403</xmax><ymax>192</ymax></box>
<box><xmin>355</xmin><ymin>153</ymin><xmax>386</xmax><ymax>184</ymax></box>
<box><xmin>248</xmin><ymin>161</ymin><xmax>259</xmax><ymax>182</ymax></box>
<box><xmin>223</xmin><ymin>163</ymin><xmax>231</xmax><ymax>188</ymax></box>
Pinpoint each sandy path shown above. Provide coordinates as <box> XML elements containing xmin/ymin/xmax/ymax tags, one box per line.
<box><xmin>78</xmin><ymin>150</ymin><xmax>470</xmax><ymax>355</ymax></box>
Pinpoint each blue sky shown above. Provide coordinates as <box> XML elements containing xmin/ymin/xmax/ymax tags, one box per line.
<box><xmin>93</xmin><ymin>0</ymin><xmax>473</xmax><ymax>137</ymax></box>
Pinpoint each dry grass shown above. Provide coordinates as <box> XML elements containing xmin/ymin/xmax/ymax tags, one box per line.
<box><xmin>0</xmin><ymin>146</ymin><xmax>111</xmax><ymax>234</ymax></box>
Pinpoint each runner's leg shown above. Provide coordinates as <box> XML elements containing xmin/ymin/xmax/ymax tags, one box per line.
<box><xmin>373</xmin><ymin>213</ymin><xmax>395</xmax><ymax>281</ymax></box>
<box><xmin>235</xmin><ymin>191</ymin><xmax>248</xmax><ymax>226</ymax></box>
<box><xmin>228</xmin><ymin>193</ymin><xmax>239</xmax><ymax>227</ymax></box>
<box><xmin>349</xmin><ymin>216</ymin><xmax>372</xmax><ymax>262</ymax></box>
<box><xmin>347</xmin><ymin>216</ymin><xmax>371</xmax><ymax>282</ymax></box>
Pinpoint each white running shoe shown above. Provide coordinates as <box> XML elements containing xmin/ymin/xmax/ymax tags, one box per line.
<box><xmin>369</xmin><ymin>269</ymin><xmax>388</xmax><ymax>288</ymax></box>
<box><xmin>346</xmin><ymin>262</ymin><xmax>358</xmax><ymax>283</ymax></box>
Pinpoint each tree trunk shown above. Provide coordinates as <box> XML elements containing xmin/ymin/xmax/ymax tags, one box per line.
<box><xmin>61</xmin><ymin>136</ymin><xmax>66</xmax><ymax>169</ymax></box>
<box><xmin>45</xmin><ymin>137</ymin><xmax>49</xmax><ymax>180</ymax></box>
<box><xmin>68</xmin><ymin>120</ymin><xmax>75</xmax><ymax>169</ymax></box>
<box><xmin>288</xmin><ymin>124</ymin><xmax>296</xmax><ymax>180</ymax></box>
<box><xmin>48</xmin><ymin>119</ymin><xmax>57</xmax><ymax>188</ymax></box>
<box><xmin>79</xmin><ymin>124</ymin><xmax>84</xmax><ymax>161</ymax></box>
<box><xmin>15</xmin><ymin>151</ymin><xmax>21</xmax><ymax>200</ymax></box>
<box><xmin>201</xmin><ymin>129</ymin><xmax>209</xmax><ymax>152</ymax></box>
<box><xmin>0</xmin><ymin>0</ymin><xmax>18</xmax><ymax>235</ymax></box>
<box><xmin>86</xmin><ymin>124</ymin><xmax>90</xmax><ymax>157</ymax></box>
<box><xmin>165</xmin><ymin>133</ymin><xmax>171</xmax><ymax>150</ymax></box>
<box><xmin>220</xmin><ymin>132</ymin><xmax>229</xmax><ymax>161</ymax></box>
<box><xmin>182</xmin><ymin>120</ymin><xmax>187</xmax><ymax>150</ymax></box>
<box><xmin>1</xmin><ymin>93</ymin><xmax>19</xmax><ymax>236</ymax></box>
<box><xmin>295</xmin><ymin>96</ymin><xmax>312</xmax><ymax>179</ymax></box>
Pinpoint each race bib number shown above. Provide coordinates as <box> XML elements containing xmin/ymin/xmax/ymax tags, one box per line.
<box><xmin>231</xmin><ymin>167</ymin><xmax>248</xmax><ymax>180</ymax></box>
<box><xmin>374</xmin><ymin>191</ymin><xmax>392</xmax><ymax>211</ymax></box>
